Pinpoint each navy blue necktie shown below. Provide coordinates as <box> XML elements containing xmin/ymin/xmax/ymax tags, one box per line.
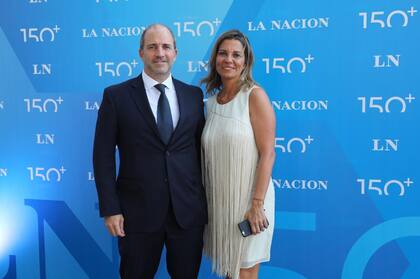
<box><xmin>155</xmin><ymin>83</ymin><xmax>173</xmax><ymax>144</ymax></box>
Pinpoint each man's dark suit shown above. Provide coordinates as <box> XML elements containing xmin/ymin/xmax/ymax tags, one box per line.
<box><xmin>93</xmin><ymin>74</ymin><xmax>207</xmax><ymax>278</ymax></box>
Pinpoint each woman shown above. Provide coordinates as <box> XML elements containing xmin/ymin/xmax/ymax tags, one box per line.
<box><xmin>201</xmin><ymin>30</ymin><xmax>276</xmax><ymax>279</ymax></box>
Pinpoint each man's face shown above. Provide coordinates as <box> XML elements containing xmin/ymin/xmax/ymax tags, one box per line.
<box><xmin>139</xmin><ymin>26</ymin><xmax>177</xmax><ymax>82</ymax></box>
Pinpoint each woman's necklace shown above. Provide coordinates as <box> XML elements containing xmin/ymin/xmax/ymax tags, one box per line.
<box><xmin>217</xmin><ymin>87</ymin><xmax>239</xmax><ymax>104</ymax></box>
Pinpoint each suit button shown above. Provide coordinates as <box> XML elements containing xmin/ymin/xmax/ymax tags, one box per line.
<box><xmin>166</xmin><ymin>151</ymin><xmax>170</xmax><ymax>156</ymax></box>
<box><xmin>164</xmin><ymin>178</ymin><xmax>168</xmax><ymax>183</ymax></box>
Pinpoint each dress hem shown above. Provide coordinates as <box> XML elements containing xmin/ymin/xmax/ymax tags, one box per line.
<box><xmin>240</xmin><ymin>256</ymin><xmax>271</xmax><ymax>269</ymax></box>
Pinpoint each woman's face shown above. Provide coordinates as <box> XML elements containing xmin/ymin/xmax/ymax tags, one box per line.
<box><xmin>215</xmin><ymin>39</ymin><xmax>246</xmax><ymax>82</ymax></box>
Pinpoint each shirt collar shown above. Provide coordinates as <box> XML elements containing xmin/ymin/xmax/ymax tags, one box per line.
<box><xmin>142</xmin><ymin>71</ymin><xmax>174</xmax><ymax>91</ymax></box>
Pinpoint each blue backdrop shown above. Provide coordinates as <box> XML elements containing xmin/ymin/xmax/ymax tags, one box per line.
<box><xmin>1</xmin><ymin>0</ymin><xmax>419</xmax><ymax>278</ymax></box>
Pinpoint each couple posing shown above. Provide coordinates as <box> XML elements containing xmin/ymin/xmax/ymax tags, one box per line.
<box><xmin>93</xmin><ymin>23</ymin><xmax>275</xmax><ymax>279</ymax></box>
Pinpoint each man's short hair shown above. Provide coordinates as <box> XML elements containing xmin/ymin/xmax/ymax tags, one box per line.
<box><xmin>140</xmin><ymin>23</ymin><xmax>177</xmax><ymax>50</ymax></box>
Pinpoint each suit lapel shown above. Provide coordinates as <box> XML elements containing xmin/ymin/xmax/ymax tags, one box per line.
<box><xmin>171</xmin><ymin>78</ymin><xmax>186</xmax><ymax>143</ymax></box>
<box><xmin>129</xmin><ymin>74</ymin><xmax>162</xmax><ymax>141</ymax></box>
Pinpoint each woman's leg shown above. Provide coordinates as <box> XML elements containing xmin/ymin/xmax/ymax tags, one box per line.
<box><xmin>239</xmin><ymin>264</ymin><xmax>260</xmax><ymax>279</ymax></box>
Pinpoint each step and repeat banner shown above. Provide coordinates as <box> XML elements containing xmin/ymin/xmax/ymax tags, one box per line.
<box><xmin>0</xmin><ymin>0</ymin><xmax>419</xmax><ymax>278</ymax></box>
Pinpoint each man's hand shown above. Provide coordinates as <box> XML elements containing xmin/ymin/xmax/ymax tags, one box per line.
<box><xmin>104</xmin><ymin>214</ymin><xmax>125</xmax><ymax>237</ymax></box>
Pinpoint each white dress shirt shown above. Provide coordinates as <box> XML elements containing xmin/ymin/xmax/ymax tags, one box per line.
<box><xmin>142</xmin><ymin>71</ymin><xmax>180</xmax><ymax>129</ymax></box>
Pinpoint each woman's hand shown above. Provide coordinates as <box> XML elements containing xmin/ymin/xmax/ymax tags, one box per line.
<box><xmin>245</xmin><ymin>199</ymin><xmax>268</xmax><ymax>235</ymax></box>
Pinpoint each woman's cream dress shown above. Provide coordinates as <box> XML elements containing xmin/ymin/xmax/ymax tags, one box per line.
<box><xmin>202</xmin><ymin>86</ymin><xmax>275</xmax><ymax>279</ymax></box>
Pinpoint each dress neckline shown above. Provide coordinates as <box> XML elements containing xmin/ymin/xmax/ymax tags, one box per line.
<box><xmin>215</xmin><ymin>88</ymin><xmax>242</xmax><ymax>106</ymax></box>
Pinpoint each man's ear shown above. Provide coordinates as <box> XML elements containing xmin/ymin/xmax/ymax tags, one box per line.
<box><xmin>174</xmin><ymin>48</ymin><xmax>178</xmax><ymax>60</ymax></box>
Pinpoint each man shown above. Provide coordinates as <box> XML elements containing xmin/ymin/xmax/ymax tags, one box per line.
<box><xmin>93</xmin><ymin>23</ymin><xmax>207</xmax><ymax>278</ymax></box>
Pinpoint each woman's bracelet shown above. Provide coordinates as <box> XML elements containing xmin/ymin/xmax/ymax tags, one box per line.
<box><xmin>253</xmin><ymin>197</ymin><xmax>264</xmax><ymax>203</ymax></box>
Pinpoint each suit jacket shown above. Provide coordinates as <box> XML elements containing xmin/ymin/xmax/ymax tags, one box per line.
<box><xmin>93</xmin><ymin>74</ymin><xmax>207</xmax><ymax>232</ymax></box>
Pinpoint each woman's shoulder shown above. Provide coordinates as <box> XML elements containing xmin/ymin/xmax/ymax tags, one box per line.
<box><xmin>249</xmin><ymin>84</ymin><xmax>271</xmax><ymax>110</ymax></box>
<box><xmin>249</xmin><ymin>84</ymin><xmax>264</xmax><ymax>93</ymax></box>
<box><xmin>205</xmin><ymin>94</ymin><xmax>217</xmax><ymax>108</ymax></box>
<box><xmin>241</xmin><ymin>82</ymin><xmax>262</xmax><ymax>94</ymax></box>
<box><xmin>206</xmin><ymin>94</ymin><xmax>217</xmax><ymax>102</ymax></box>
<box><xmin>249</xmin><ymin>84</ymin><xmax>267</xmax><ymax>98</ymax></box>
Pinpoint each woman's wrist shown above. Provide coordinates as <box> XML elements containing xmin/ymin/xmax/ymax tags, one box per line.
<box><xmin>252</xmin><ymin>197</ymin><xmax>264</xmax><ymax>208</ymax></box>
